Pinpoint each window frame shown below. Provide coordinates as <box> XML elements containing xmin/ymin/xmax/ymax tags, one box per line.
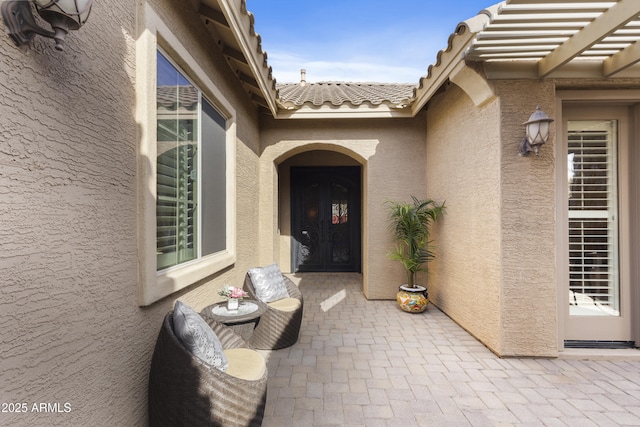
<box><xmin>137</xmin><ymin>3</ymin><xmax>236</xmax><ymax>306</ymax></box>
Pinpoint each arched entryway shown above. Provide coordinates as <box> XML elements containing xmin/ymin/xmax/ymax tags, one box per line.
<box><xmin>278</xmin><ymin>150</ymin><xmax>362</xmax><ymax>273</ymax></box>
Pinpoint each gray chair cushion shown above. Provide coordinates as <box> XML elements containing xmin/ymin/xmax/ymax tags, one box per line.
<box><xmin>173</xmin><ymin>301</ymin><xmax>228</xmax><ymax>371</ymax></box>
<box><xmin>248</xmin><ymin>263</ymin><xmax>290</xmax><ymax>303</ymax></box>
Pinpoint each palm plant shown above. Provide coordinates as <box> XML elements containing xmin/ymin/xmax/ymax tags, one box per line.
<box><xmin>387</xmin><ymin>196</ymin><xmax>445</xmax><ymax>288</ymax></box>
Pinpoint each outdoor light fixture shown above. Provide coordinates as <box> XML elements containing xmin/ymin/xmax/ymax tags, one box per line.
<box><xmin>519</xmin><ymin>106</ymin><xmax>554</xmax><ymax>156</ymax></box>
<box><xmin>1</xmin><ymin>0</ymin><xmax>93</xmax><ymax>51</ymax></box>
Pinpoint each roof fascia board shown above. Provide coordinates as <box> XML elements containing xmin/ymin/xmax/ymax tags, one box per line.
<box><xmin>275</xmin><ymin>105</ymin><xmax>414</xmax><ymax>120</ymax></box>
<box><xmin>538</xmin><ymin>0</ymin><xmax>640</xmax><ymax>77</ymax></box>
<box><xmin>216</xmin><ymin>0</ymin><xmax>278</xmax><ymax>115</ymax></box>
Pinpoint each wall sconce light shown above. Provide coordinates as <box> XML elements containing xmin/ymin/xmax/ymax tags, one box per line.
<box><xmin>1</xmin><ymin>0</ymin><xmax>93</xmax><ymax>51</ymax></box>
<box><xmin>519</xmin><ymin>106</ymin><xmax>554</xmax><ymax>156</ymax></box>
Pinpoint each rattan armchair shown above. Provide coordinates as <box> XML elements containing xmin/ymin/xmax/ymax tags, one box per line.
<box><xmin>243</xmin><ymin>273</ymin><xmax>304</xmax><ymax>350</ymax></box>
<box><xmin>148</xmin><ymin>312</ymin><xmax>267</xmax><ymax>427</ymax></box>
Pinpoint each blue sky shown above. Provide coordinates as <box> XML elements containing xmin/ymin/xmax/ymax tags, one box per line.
<box><xmin>245</xmin><ymin>0</ymin><xmax>497</xmax><ymax>83</ymax></box>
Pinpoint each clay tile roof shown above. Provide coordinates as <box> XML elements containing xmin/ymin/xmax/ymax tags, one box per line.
<box><xmin>276</xmin><ymin>82</ymin><xmax>416</xmax><ymax>108</ymax></box>
<box><xmin>157</xmin><ymin>86</ymin><xmax>199</xmax><ymax>110</ymax></box>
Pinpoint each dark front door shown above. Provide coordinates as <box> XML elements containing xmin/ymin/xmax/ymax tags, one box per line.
<box><xmin>291</xmin><ymin>167</ymin><xmax>361</xmax><ymax>272</ymax></box>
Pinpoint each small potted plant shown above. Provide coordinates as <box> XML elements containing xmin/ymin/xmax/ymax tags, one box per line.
<box><xmin>218</xmin><ymin>285</ymin><xmax>247</xmax><ymax>311</ymax></box>
<box><xmin>387</xmin><ymin>196</ymin><xmax>445</xmax><ymax>313</ymax></box>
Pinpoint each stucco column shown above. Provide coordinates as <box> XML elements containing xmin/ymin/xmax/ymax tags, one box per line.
<box><xmin>496</xmin><ymin>80</ymin><xmax>558</xmax><ymax>357</ymax></box>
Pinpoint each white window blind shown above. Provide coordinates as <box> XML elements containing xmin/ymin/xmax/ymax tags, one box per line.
<box><xmin>568</xmin><ymin>120</ymin><xmax>619</xmax><ymax>316</ymax></box>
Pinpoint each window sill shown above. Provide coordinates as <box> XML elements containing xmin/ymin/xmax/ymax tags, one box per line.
<box><xmin>139</xmin><ymin>251</ymin><xmax>235</xmax><ymax>306</ymax></box>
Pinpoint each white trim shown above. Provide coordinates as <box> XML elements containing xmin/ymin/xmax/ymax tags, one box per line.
<box><xmin>136</xmin><ymin>3</ymin><xmax>236</xmax><ymax>306</ymax></box>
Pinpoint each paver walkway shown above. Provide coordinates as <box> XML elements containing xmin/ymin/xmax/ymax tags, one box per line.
<box><xmin>259</xmin><ymin>273</ymin><xmax>640</xmax><ymax>426</ymax></box>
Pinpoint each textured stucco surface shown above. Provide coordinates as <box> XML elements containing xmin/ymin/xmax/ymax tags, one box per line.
<box><xmin>2</xmin><ymin>8</ymin><xmax>640</xmax><ymax>426</ymax></box>
<box><xmin>426</xmin><ymin>80</ymin><xmax>560</xmax><ymax>357</ymax></box>
<box><xmin>0</xmin><ymin>1</ymin><xmax>261</xmax><ymax>425</ymax></box>
<box><xmin>494</xmin><ymin>80</ymin><xmax>559</xmax><ymax>357</ymax></box>
<box><xmin>426</xmin><ymin>84</ymin><xmax>503</xmax><ymax>353</ymax></box>
<box><xmin>259</xmin><ymin>116</ymin><xmax>428</xmax><ymax>299</ymax></box>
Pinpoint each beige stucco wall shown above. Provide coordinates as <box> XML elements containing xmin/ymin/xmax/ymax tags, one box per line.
<box><xmin>427</xmin><ymin>80</ymin><xmax>559</xmax><ymax>357</ymax></box>
<box><xmin>494</xmin><ymin>80</ymin><xmax>558</xmax><ymax>357</ymax></box>
<box><xmin>0</xmin><ymin>1</ymin><xmax>261</xmax><ymax>425</ymax></box>
<box><xmin>259</xmin><ymin>116</ymin><xmax>428</xmax><ymax>299</ymax></box>
<box><xmin>426</xmin><ymin>84</ymin><xmax>503</xmax><ymax>353</ymax></box>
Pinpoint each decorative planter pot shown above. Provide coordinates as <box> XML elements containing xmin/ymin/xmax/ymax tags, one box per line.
<box><xmin>227</xmin><ymin>298</ymin><xmax>239</xmax><ymax>311</ymax></box>
<box><xmin>396</xmin><ymin>285</ymin><xmax>428</xmax><ymax>313</ymax></box>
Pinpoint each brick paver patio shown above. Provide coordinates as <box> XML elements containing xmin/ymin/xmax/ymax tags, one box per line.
<box><xmin>259</xmin><ymin>273</ymin><xmax>640</xmax><ymax>426</ymax></box>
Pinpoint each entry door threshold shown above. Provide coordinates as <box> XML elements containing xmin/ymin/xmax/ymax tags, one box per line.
<box><xmin>560</xmin><ymin>342</ymin><xmax>640</xmax><ymax>361</ymax></box>
<box><xmin>564</xmin><ymin>340</ymin><xmax>635</xmax><ymax>349</ymax></box>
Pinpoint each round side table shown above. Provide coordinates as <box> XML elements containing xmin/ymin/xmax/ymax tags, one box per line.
<box><xmin>201</xmin><ymin>300</ymin><xmax>266</xmax><ymax>342</ymax></box>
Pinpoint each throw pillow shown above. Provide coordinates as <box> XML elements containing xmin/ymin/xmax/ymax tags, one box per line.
<box><xmin>172</xmin><ymin>301</ymin><xmax>228</xmax><ymax>371</ymax></box>
<box><xmin>248</xmin><ymin>263</ymin><xmax>290</xmax><ymax>303</ymax></box>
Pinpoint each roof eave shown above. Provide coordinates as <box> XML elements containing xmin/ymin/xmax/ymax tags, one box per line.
<box><xmin>411</xmin><ymin>4</ymin><xmax>501</xmax><ymax>115</ymax></box>
<box><xmin>275</xmin><ymin>104</ymin><xmax>415</xmax><ymax>120</ymax></box>
<box><xmin>206</xmin><ymin>0</ymin><xmax>279</xmax><ymax>115</ymax></box>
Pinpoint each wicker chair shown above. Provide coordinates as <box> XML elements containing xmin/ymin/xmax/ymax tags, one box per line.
<box><xmin>148</xmin><ymin>312</ymin><xmax>267</xmax><ymax>427</ymax></box>
<box><xmin>243</xmin><ymin>273</ymin><xmax>304</xmax><ymax>350</ymax></box>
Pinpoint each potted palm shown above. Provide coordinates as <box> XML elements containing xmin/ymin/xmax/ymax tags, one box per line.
<box><xmin>387</xmin><ymin>196</ymin><xmax>445</xmax><ymax>313</ymax></box>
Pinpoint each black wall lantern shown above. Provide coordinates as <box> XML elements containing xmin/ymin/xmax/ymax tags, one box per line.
<box><xmin>519</xmin><ymin>106</ymin><xmax>554</xmax><ymax>156</ymax></box>
<box><xmin>1</xmin><ymin>0</ymin><xmax>93</xmax><ymax>51</ymax></box>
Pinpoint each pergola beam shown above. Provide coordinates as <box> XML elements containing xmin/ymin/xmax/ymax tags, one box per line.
<box><xmin>538</xmin><ymin>0</ymin><xmax>640</xmax><ymax>77</ymax></box>
<box><xmin>603</xmin><ymin>40</ymin><xmax>640</xmax><ymax>76</ymax></box>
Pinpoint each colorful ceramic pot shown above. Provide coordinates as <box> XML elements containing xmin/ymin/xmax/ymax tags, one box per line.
<box><xmin>396</xmin><ymin>285</ymin><xmax>428</xmax><ymax>313</ymax></box>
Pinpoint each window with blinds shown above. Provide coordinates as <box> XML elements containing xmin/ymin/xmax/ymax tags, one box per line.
<box><xmin>567</xmin><ymin>120</ymin><xmax>619</xmax><ymax>316</ymax></box>
<box><xmin>156</xmin><ymin>51</ymin><xmax>226</xmax><ymax>272</ymax></box>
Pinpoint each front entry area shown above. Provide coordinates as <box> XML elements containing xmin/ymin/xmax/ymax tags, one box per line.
<box><xmin>290</xmin><ymin>166</ymin><xmax>361</xmax><ymax>272</ymax></box>
<box><xmin>561</xmin><ymin>102</ymin><xmax>639</xmax><ymax>348</ymax></box>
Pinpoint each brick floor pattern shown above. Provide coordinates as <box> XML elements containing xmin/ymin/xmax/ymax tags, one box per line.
<box><xmin>259</xmin><ymin>273</ymin><xmax>640</xmax><ymax>426</ymax></box>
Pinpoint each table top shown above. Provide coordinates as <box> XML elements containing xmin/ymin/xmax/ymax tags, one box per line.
<box><xmin>202</xmin><ymin>300</ymin><xmax>266</xmax><ymax>324</ymax></box>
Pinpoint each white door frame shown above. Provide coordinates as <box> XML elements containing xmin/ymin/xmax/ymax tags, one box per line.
<box><xmin>556</xmin><ymin>90</ymin><xmax>640</xmax><ymax>349</ymax></box>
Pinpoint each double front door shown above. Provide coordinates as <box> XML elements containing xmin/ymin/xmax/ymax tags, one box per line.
<box><xmin>291</xmin><ymin>167</ymin><xmax>361</xmax><ymax>272</ymax></box>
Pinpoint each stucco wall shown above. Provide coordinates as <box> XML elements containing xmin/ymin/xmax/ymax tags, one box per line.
<box><xmin>259</xmin><ymin>116</ymin><xmax>428</xmax><ymax>299</ymax></box>
<box><xmin>494</xmin><ymin>80</ymin><xmax>558</xmax><ymax>357</ymax></box>
<box><xmin>0</xmin><ymin>1</ymin><xmax>261</xmax><ymax>425</ymax></box>
<box><xmin>426</xmin><ymin>84</ymin><xmax>503</xmax><ymax>353</ymax></box>
<box><xmin>426</xmin><ymin>80</ymin><xmax>559</xmax><ymax>357</ymax></box>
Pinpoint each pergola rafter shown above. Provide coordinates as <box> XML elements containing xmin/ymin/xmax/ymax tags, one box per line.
<box><xmin>464</xmin><ymin>0</ymin><xmax>640</xmax><ymax>78</ymax></box>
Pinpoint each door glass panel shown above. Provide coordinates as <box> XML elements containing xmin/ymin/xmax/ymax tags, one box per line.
<box><xmin>568</xmin><ymin>120</ymin><xmax>619</xmax><ymax>316</ymax></box>
<box><xmin>330</xmin><ymin>182</ymin><xmax>351</xmax><ymax>264</ymax></box>
<box><xmin>299</xmin><ymin>183</ymin><xmax>321</xmax><ymax>266</ymax></box>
